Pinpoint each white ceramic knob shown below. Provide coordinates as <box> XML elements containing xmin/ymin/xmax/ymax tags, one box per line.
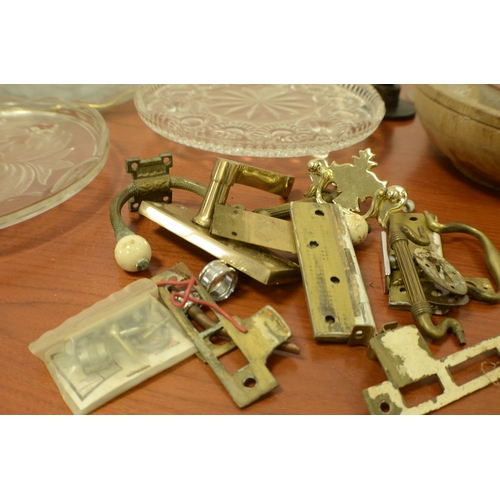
<box><xmin>344</xmin><ymin>212</ymin><xmax>369</xmax><ymax>246</ymax></box>
<box><xmin>114</xmin><ymin>234</ymin><xmax>152</xmax><ymax>272</ymax></box>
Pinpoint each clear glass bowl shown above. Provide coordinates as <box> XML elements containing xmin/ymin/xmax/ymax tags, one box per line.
<box><xmin>134</xmin><ymin>84</ymin><xmax>385</xmax><ymax>157</ymax></box>
<box><xmin>0</xmin><ymin>97</ymin><xmax>109</xmax><ymax>229</ymax></box>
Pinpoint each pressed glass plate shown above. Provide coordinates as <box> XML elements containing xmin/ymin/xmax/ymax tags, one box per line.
<box><xmin>0</xmin><ymin>84</ymin><xmax>140</xmax><ymax>109</ymax></box>
<box><xmin>0</xmin><ymin>98</ymin><xmax>109</xmax><ymax>229</ymax></box>
<box><xmin>134</xmin><ymin>84</ymin><xmax>385</xmax><ymax>157</ymax></box>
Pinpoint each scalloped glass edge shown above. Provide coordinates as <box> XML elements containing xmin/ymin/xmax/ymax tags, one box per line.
<box><xmin>0</xmin><ymin>84</ymin><xmax>140</xmax><ymax>109</ymax></box>
<box><xmin>0</xmin><ymin>97</ymin><xmax>110</xmax><ymax>230</ymax></box>
<box><xmin>134</xmin><ymin>84</ymin><xmax>386</xmax><ymax>158</ymax></box>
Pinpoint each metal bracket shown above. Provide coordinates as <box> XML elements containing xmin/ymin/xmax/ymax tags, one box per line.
<box><xmin>290</xmin><ymin>201</ymin><xmax>376</xmax><ymax>344</ymax></box>
<box><xmin>363</xmin><ymin>325</ymin><xmax>500</xmax><ymax>414</ymax></box>
<box><xmin>155</xmin><ymin>263</ymin><xmax>292</xmax><ymax>408</ymax></box>
<box><xmin>126</xmin><ymin>153</ymin><xmax>173</xmax><ymax>211</ymax></box>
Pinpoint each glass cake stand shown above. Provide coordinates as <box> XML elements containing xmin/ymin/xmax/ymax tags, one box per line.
<box><xmin>134</xmin><ymin>84</ymin><xmax>385</xmax><ymax>157</ymax></box>
<box><xmin>0</xmin><ymin>97</ymin><xmax>109</xmax><ymax>229</ymax></box>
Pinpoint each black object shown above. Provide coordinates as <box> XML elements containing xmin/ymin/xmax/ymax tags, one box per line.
<box><xmin>373</xmin><ymin>84</ymin><xmax>416</xmax><ymax>121</ymax></box>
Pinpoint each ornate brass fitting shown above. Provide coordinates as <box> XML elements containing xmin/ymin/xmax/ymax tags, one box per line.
<box><xmin>389</xmin><ymin>212</ymin><xmax>466</xmax><ymax>345</ymax></box>
<box><xmin>304</xmin><ymin>149</ymin><xmax>409</xmax><ymax>228</ymax></box>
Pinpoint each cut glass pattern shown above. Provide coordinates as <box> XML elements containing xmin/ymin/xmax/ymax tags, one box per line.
<box><xmin>135</xmin><ymin>84</ymin><xmax>385</xmax><ymax>157</ymax></box>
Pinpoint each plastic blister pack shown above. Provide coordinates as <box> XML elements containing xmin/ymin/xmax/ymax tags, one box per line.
<box><xmin>29</xmin><ymin>279</ymin><xmax>196</xmax><ymax>414</ymax></box>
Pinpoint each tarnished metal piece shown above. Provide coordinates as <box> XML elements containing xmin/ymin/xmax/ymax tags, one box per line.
<box><xmin>156</xmin><ymin>264</ymin><xmax>292</xmax><ymax>408</ymax></box>
<box><xmin>462</xmin><ymin>276</ymin><xmax>495</xmax><ymax>295</ymax></box>
<box><xmin>193</xmin><ymin>158</ymin><xmax>294</xmax><ymax>228</ymax></box>
<box><xmin>389</xmin><ymin>212</ymin><xmax>465</xmax><ymax>345</ymax></box>
<box><xmin>290</xmin><ymin>201</ymin><xmax>376</xmax><ymax>344</ymax></box>
<box><xmin>211</xmin><ymin>204</ymin><xmax>296</xmax><ymax>254</ymax></box>
<box><xmin>186</xmin><ymin>304</ymin><xmax>301</xmax><ymax>357</ymax></box>
<box><xmin>125</xmin><ymin>153</ymin><xmax>173</xmax><ymax>211</ymax></box>
<box><xmin>413</xmin><ymin>247</ymin><xmax>468</xmax><ymax>295</ymax></box>
<box><xmin>363</xmin><ymin>325</ymin><xmax>500</xmax><ymax>415</ymax></box>
<box><xmin>424</xmin><ymin>211</ymin><xmax>500</xmax><ymax>304</ymax></box>
<box><xmin>389</xmin><ymin>268</ymin><xmax>469</xmax><ymax>313</ymax></box>
<box><xmin>198</xmin><ymin>260</ymin><xmax>238</xmax><ymax>302</ymax></box>
<box><xmin>140</xmin><ymin>201</ymin><xmax>301</xmax><ymax>285</ymax></box>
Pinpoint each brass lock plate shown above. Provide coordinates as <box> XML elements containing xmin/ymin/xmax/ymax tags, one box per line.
<box><xmin>139</xmin><ymin>201</ymin><xmax>301</xmax><ymax>285</ymax></box>
<box><xmin>156</xmin><ymin>264</ymin><xmax>292</xmax><ymax>408</ymax></box>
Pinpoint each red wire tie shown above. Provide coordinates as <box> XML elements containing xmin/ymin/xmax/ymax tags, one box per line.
<box><xmin>156</xmin><ymin>276</ymin><xmax>248</xmax><ymax>333</ymax></box>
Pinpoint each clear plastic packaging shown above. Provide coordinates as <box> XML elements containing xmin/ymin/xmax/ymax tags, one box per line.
<box><xmin>29</xmin><ymin>279</ymin><xmax>196</xmax><ymax>414</ymax></box>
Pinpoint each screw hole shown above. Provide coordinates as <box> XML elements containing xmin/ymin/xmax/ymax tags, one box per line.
<box><xmin>330</xmin><ymin>276</ymin><xmax>340</xmax><ymax>284</ymax></box>
<box><xmin>325</xmin><ymin>315</ymin><xmax>335</xmax><ymax>324</ymax></box>
<box><xmin>315</xmin><ymin>210</ymin><xmax>325</xmax><ymax>216</ymax></box>
<box><xmin>379</xmin><ymin>401</ymin><xmax>391</xmax><ymax>413</ymax></box>
<box><xmin>243</xmin><ymin>377</ymin><xmax>257</xmax><ymax>388</ymax></box>
<box><xmin>308</xmin><ymin>241</ymin><xmax>319</xmax><ymax>248</ymax></box>
<box><xmin>399</xmin><ymin>287</ymin><xmax>407</xmax><ymax>294</ymax></box>
<box><xmin>231</xmin><ymin>231</ymin><xmax>237</xmax><ymax>236</ymax></box>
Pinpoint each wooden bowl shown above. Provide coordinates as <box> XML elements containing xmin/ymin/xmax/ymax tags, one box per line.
<box><xmin>413</xmin><ymin>84</ymin><xmax>500</xmax><ymax>191</ymax></box>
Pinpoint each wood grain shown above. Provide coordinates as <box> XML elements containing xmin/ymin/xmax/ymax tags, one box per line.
<box><xmin>2</xmin><ymin>85</ymin><xmax>500</xmax><ymax>415</ymax></box>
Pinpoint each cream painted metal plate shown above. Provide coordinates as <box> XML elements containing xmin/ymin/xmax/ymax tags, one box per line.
<box><xmin>290</xmin><ymin>201</ymin><xmax>375</xmax><ymax>343</ymax></box>
<box><xmin>139</xmin><ymin>201</ymin><xmax>300</xmax><ymax>285</ymax></box>
<box><xmin>364</xmin><ymin>325</ymin><xmax>500</xmax><ymax>415</ymax></box>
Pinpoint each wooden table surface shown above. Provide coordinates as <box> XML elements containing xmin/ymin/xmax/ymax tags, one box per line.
<box><xmin>2</xmin><ymin>85</ymin><xmax>500</xmax><ymax>415</ymax></box>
